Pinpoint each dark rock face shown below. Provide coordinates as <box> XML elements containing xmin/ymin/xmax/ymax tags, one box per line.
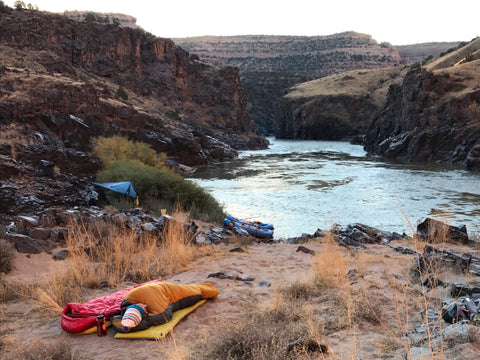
<box><xmin>0</xmin><ymin>10</ymin><xmax>269</xmax><ymax>220</ymax></box>
<box><xmin>363</xmin><ymin>68</ymin><xmax>480</xmax><ymax>167</ymax></box>
<box><xmin>0</xmin><ymin>10</ymin><xmax>263</xmax><ymax>164</ymax></box>
<box><xmin>417</xmin><ymin>218</ymin><xmax>469</xmax><ymax>245</ymax></box>
<box><xmin>174</xmin><ymin>33</ymin><xmax>404</xmax><ymax>135</ymax></box>
<box><xmin>277</xmin><ymin>94</ymin><xmax>378</xmax><ymax>140</ymax></box>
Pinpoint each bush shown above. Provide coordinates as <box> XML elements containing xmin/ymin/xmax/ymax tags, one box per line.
<box><xmin>116</xmin><ymin>86</ymin><xmax>128</xmax><ymax>100</ymax></box>
<box><xmin>92</xmin><ymin>135</ymin><xmax>167</xmax><ymax>169</ymax></box>
<box><xmin>97</xmin><ymin>160</ymin><xmax>224</xmax><ymax>221</ymax></box>
<box><xmin>0</xmin><ymin>239</ymin><xmax>15</xmax><ymax>274</ymax></box>
<box><xmin>93</xmin><ymin>136</ymin><xmax>224</xmax><ymax>221</ymax></box>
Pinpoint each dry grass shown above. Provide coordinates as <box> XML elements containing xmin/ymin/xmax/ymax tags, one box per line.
<box><xmin>2</xmin><ymin>218</ymin><xmax>477</xmax><ymax>358</ymax></box>
<box><xmin>311</xmin><ymin>234</ymin><xmax>347</xmax><ymax>288</ymax></box>
<box><xmin>197</xmin><ymin>295</ymin><xmax>325</xmax><ymax>360</ymax></box>
<box><xmin>285</xmin><ymin>66</ymin><xmax>408</xmax><ymax>106</ymax></box>
<box><xmin>2</xmin><ymin>211</ymin><xmax>218</xmax><ymax>314</ymax></box>
<box><xmin>2</xmin><ymin>337</ymin><xmax>83</xmax><ymax>360</ymax></box>
<box><xmin>0</xmin><ymin>239</ymin><xmax>15</xmax><ymax>274</ymax></box>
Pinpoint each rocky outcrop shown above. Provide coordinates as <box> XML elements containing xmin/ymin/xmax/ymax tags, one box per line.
<box><xmin>396</xmin><ymin>42</ymin><xmax>460</xmax><ymax>64</ymax></box>
<box><xmin>174</xmin><ymin>33</ymin><xmax>405</xmax><ymax>135</ymax></box>
<box><xmin>0</xmin><ymin>9</ymin><xmax>269</xmax><ymax>220</ymax></box>
<box><xmin>277</xmin><ymin>93</ymin><xmax>378</xmax><ymax>140</ymax></box>
<box><xmin>0</xmin><ymin>11</ymin><xmax>264</xmax><ymax>165</ymax></box>
<box><xmin>277</xmin><ymin>66</ymin><xmax>408</xmax><ymax>140</ymax></box>
<box><xmin>363</xmin><ymin>64</ymin><xmax>480</xmax><ymax>168</ymax></box>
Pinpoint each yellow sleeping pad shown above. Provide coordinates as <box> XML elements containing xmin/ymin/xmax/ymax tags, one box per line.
<box><xmin>77</xmin><ymin>321</ymin><xmax>111</xmax><ymax>335</ymax></box>
<box><xmin>114</xmin><ymin>299</ymin><xmax>207</xmax><ymax>340</ymax></box>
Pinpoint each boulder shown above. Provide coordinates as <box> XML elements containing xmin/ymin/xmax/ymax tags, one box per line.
<box><xmin>4</xmin><ymin>233</ymin><xmax>56</xmax><ymax>254</ymax></box>
<box><xmin>417</xmin><ymin>218</ymin><xmax>469</xmax><ymax>244</ymax></box>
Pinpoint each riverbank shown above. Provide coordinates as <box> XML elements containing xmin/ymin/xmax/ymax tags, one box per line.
<box><xmin>2</xmin><ymin>211</ymin><xmax>480</xmax><ymax>359</ymax></box>
<box><xmin>188</xmin><ymin>139</ymin><xmax>480</xmax><ymax>240</ymax></box>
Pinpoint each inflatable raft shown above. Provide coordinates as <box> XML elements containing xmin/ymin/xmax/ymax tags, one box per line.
<box><xmin>225</xmin><ymin>214</ymin><xmax>274</xmax><ymax>230</ymax></box>
<box><xmin>223</xmin><ymin>215</ymin><xmax>274</xmax><ymax>238</ymax></box>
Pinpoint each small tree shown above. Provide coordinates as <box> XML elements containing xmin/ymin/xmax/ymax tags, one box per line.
<box><xmin>14</xmin><ymin>0</ymin><xmax>26</xmax><ymax>10</ymax></box>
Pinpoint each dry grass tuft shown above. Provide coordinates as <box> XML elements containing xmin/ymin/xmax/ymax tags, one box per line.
<box><xmin>0</xmin><ymin>279</ymin><xmax>31</xmax><ymax>303</ymax></box>
<box><xmin>197</xmin><ymin>295</ymin><xmax>326</xmax><ymax>360</ymax></box>
<box><xmin>0</xmin><ymin>239</ymin><xmax>15</xmax><ymax>274</ymax></box>
<box><xmin>311</xmin><ymin>234</ymin><xmax>347</xmax><ymax>288</ymax></box>
<box><xmin>156</xmin><ymin>216</ymin><xmax>194</xmax><ymax>277</ymax></box>
<box><xmin>2</xmin><ymin>337</ymin><xmax>83</xmax><ymax>360</ymax></box>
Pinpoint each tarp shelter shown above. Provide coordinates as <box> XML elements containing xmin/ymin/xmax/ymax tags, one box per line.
<box><xmin>92</xmin><ymin>182</ymin><xmax>137</xmax><ymax>198</ymax></box>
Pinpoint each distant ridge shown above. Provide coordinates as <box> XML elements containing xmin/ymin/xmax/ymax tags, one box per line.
<box><xmin>174</xmin><ymin>32</ymin><xmax>403</xmax><ymax>134</ymax></box>
<box><xmin>62</xmin><ymin>10</ymin><xmax>139</xmax><ymax>29</ymax></box>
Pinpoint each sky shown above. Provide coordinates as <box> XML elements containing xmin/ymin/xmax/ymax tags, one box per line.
<box><xmin>4</xmin><ymin>0</ymin><xmax>479</xmax><ymax>45</ymax></box>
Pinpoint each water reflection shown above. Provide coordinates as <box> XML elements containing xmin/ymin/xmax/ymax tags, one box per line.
<box><xmin>188</xmin><ymin>139</ymin><xmax>480</xmax><ymax>239</ymax></box>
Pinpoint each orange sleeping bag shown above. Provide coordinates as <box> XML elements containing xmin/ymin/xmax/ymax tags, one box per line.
<box><xmin>117</xmin><ymin>282</ymin><xmax>219</xmax><ymax>332</ymax></box>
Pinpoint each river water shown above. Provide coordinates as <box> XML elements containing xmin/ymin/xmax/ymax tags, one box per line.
<box><xmin>188</xmin><ymin>138</ymin><xmax>480</xmax><ymax>239</ymax></box>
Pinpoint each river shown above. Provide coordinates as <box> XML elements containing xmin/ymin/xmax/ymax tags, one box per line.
<box><xmin>188</xmin><ymin>138</ymin><xmax>480</xmax><ymax>239</ymax></box>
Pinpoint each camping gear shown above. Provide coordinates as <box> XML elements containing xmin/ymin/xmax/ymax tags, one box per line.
<box><xmin>225</xmin><ymin>214</ymin><xmax>274</xmax><ymax>229</ymax></box>
<box><xmin>96</xmin><ymin>315</ymin><xmax>107</xmax><ymax>337</ymax></box>
<box><xmin>114</xmin><ymin>299</ymin><xmax>207</xmax><ymax>340</ymax></box>
<box><xmin>223</xmin><ymin>215</ymin><xmax>274</xmax><ymax>238</ymax></box>
<box><xmin>61</xmin><ymin>279</ymin><xmax>162</xmax><ymax>334</ymax></box>
<box><xmin>92</xmin><ymin>181</ymin><xmax>137</xmax><ymax>198</ymax></box>
<box><xmin>117</xmin><ymin>282</ymin><xmax>218</xmax><ymax>332</ymax></box>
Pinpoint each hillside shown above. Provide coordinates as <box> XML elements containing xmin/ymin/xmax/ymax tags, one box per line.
<box><xmin>364</xmin><ymin>37</ymin><xmax>480</xmax><ymax>169</ymax></box>
<box><xmin>0</xmin><ymin>8</ymin><xmax>267</xmax><ymax>220</ymax></box>
<box><xmin>278</xmin><ymin>66</ymin><xmax>409</xmax><ymax>140</ymax></box>
<box><xmin>174</xmin><ymin>33</ymin><xmax>404</xmax><ymax>135</ymax></box>
<box><xmin>396</xmin><ymin>42</ymin><xmax>460</xmax><ymax>64</ymax></box>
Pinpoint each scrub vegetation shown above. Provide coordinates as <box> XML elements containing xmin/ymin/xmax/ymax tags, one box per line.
<box><xmin>1</xmin><ymin>216</ymin><xmax>479</xmax><ymax>359</ymax></box>
<box><xmin>92</xmin><ymin>136</ymin><xmax>224</xmax><ymax>222</ymax></box>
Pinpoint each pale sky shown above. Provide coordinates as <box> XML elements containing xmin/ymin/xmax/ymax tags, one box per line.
<box><xmin>5</xmin><ymin>0</ymin><xmax>479</xmax><ymax>45</ymax></box>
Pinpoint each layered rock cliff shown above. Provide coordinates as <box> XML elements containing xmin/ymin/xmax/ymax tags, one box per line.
<box><xmin>364</xmin><ymin>38</ymin><xmax>480</xmax><ymax>169</ymax></box>
<box><xmin>174</xmin><ymin>33</ymin><xmax>404</xmax><ymax>135</ymax></box>
<box><xmin>278</xmin><ymin>66</ymin><xmax>409</xmax><ymax>140</ymax></box>
<box><xmin>0</xmin><ymin>9</ymin><xmax>267</xmax><ymax>217</ymax></box>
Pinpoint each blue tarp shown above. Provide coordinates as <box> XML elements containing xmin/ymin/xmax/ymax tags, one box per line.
<box><xmin>92</xmin><ymin>182</ymin><xmax>137</xmax><ymax>198</ymax></box>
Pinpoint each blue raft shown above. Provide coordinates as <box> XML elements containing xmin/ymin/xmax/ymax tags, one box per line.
<box><xmin>225</xmin><ymin>214</ymin><xmax>274</xmax><ymax>230</ymax></box>
<box><xmin>223</xmin><ymin>215</ymin><xmax>274</xmax><ymax>238</ymax></box>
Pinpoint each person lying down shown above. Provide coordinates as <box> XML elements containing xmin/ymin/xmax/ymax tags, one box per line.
<box><xmin>111</xmin><ymin>281</ymin><xmax>219</xmax><ymax>333</ymax></box>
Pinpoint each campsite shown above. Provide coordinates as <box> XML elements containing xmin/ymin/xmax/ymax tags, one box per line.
<box><xmin>1</xmin><ymin>3</ymin><xmax>480</xmax><ymax>360</ymax></box>
<box><xmin>2</xmin><ymin>200</ymin><xmax>480</xmax><ymax>359</ymax></box>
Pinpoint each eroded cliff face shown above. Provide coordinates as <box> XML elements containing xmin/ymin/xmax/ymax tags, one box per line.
<box><xmin>174</xmin><ymin>33</ymin><xmax>405</xmax><ymax>135</ymax></box>
<box><xmin>277</xmin><ymin>94</ymin><xmax>378</xmax><ymax>140</ymax></box>
<box><xmin>277</xmin><ymin>66</ymin><xmax>409</xmax><ymax>140</ymax></box>
<box><xmin>0</xmin><ymin>9</ymin><xmax>267</xmax><ymax>217</ymax></box>
<box><xmin>363</xmin><ymin>65</ymin><xmax>480</xmax><ymax>169</ymax></box>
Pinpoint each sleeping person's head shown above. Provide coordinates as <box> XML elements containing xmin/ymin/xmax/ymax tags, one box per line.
<box><xmin>121</xmin><ymin>303</ymin><xmax>147</xmax><ymax>332</ymax></box>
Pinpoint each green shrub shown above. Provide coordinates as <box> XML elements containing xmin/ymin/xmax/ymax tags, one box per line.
<box><xmin>93</xmin><ymin>136</ymin><xmax>224</xmax><ymax>221</ymax></box>
<box><xmin>0</xmin><ymin>239</ymin><xmax>15</xmax><ymax>274</ymax></box>
<box><xmin>116</xmin><ymin>86</ymin><xmax>128</xmax><ymax>100</ymax></box>
<box><xmin>97</xmin><ymin>160</ymin><xmax>224</xmax><ymax>221</ymax></box>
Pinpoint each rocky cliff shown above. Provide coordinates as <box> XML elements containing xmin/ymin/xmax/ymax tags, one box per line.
<box><xmin>278</xmin><ymin>66</ymin><xmax>409</xmax><ymax>140</ymax></box>
<box><xmin>174</xmin><ymin>33</ymin><xmax>404</xmax><ymax>135</ymax></box>
<box><xmin>0</xmin><ymin>8</ymin><xmax>267</xmax><ymax>218</ymax></box>
<box><xmin>396</xmin><ymin>42</ymin><xmax>460</xmax><ymax>64</ymax></box>
<box><xmin>363</xmin><ymin>38</ymin><xmax>480</xmax><ymax>169</ymax></box>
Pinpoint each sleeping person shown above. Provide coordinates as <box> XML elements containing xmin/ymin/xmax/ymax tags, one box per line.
<box><xmin>112</xmin><ymin>281</ymin><xmax>219</xmax><ymax>332</ymax></box>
